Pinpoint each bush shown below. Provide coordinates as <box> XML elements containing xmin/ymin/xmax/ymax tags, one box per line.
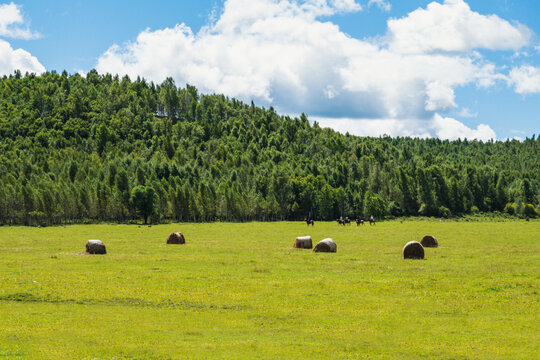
<box><xmin>504</xmin><ymin>203</ymin><xmax>516</xmax><ymax>215</ymax></box>
<box><xmin>470</xmin><ymin>206</ymin><xmax>480</xmax><ymax>214</ymax></box>
<box><xmin>438</xmin><ymin>206</ymin><xmax>451</xmax><ymax>218</ymax></box>
<box><xmin>522</xmin><ymin>204</ymin><xmax>537</xmax><ymax>218</ymax></box>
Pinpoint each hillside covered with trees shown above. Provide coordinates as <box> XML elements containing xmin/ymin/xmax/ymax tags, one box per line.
<box><xmin>0</xmin><ymin>71</ymin><xmax>538</xmax><ymax>225</ymax></box>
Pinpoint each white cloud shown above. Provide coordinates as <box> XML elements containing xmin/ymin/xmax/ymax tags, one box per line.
<box><xmin>97</xmin><ymin>0</ymin><xmax>526</xmax><ymax>139</ymax></box>
<box><xmin>457</xmin><ymin>107</ymin><xmax>478</xmax><ymax>118</ymax></box>
<box><xmin>314</xmin><ymin>114</ymin><xmax>496</xmax><ymax>140</ymax></box>
<box><xmin>431</xmin><ymin>114</ymin><xmax>495</xmax><ymax>141</ymax></box>
<box><xmin>425</xmin><ymin>81</ymin><xmax>456</xmax><ymax>111</ymax></box>
<box><xmin>0</xmin><ymin>3</ymin><xmax>44</xmax><ymax>75</ymax></box>
<box><xmin>0</xmin><ymin>2</ymin><xmax>40</xmax><ymax>39</ymax></box>
<box><xmin>387</xmin><ymin>0</ymin><xmax>531</xmax><ymax>54</ymax></box>
<box><xmin>97</xmin><ymin>0</ymin><xmax>370</xmax><ymax>110</ymax></box>
<box><xmin>329</xmin><ymin>0</ymin><xmax>362</xmax><ymax>13</ymax></box>
<box><xmin>508</xmin><ymin>65</ymin><xmax>540</xmax><ymax>94</ymax></box>
<box><xmin>324</xmin><ymin>85</ymin><xmax>338</xmax><ymax>99</ymax></box>
<box><xmin>0</xmin><ymin>38</ymin><xmax>45</xmax><ymax>75</ymax></box>
<box><xmin>368</xmin><ymin>0</ymin><xmax>391</xmax><ymax>12</ymax></box>
<box><xmin>212</xmin><ymin>0</ymin><xmax>360</xmax><ymax>26</ymax></box>
<box><xmin>508</xmin><ymin>130</ymin><xmax>526</xmax><ymax>142</ymax></box>
<box><xmin>313</xmin><ymin>117</ymin><xmax>433</xmax><ymax>138</ymax></box>
<box><xmin>510</xmin><ymin>129</ymin><xmax>526</xmax><ymax>135</ymax></box>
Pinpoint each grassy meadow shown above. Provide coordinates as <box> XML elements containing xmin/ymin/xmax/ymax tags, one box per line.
<box><xmin>0</xmin><ymin>220</ymin><xmax>538</xmax><ymax>359</ymax></box>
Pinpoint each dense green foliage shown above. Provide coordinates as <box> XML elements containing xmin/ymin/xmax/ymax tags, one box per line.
<box><xmin>0</xmin><ymin>71</ymin><xmax>538</xmax><ymax>224</ymax></box>
<box><xmin>0</xmin><ymin>221</ymin><xmax>539</xmax><ymax>358</ymax></box>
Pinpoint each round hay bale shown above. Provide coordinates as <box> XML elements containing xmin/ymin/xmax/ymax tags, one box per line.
<box><xmin>421</xmin><ymin>235</ymin><xmax>438</xmax><ymax>248</ymax></box>
<box><xmin>86</xmin><ymin>239</ymin><xmax>106</xmax><ymax>255</ymax></box>
<box><xmin>167</xmin><ymin>232</ymin><xmax>185</xmax><ymax>244</ymax></box>
<box><xmin>294</xmin><ymin>236</ymin><xmax>313</xmax><ymax>249</ymax></box>
<box><xmin>403</xmin><ymin>241</ymin><xmax>424</xmax><ymax>259</ymax></box>
<box><xmin>313</xmin><ymin>238</ymin><xmax>337</xmax><ymax>253</ymax></box>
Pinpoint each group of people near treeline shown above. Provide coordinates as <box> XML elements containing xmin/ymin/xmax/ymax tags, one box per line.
<box><xmin>304</xmin><ymin>215</ymin><xmax>375</xmax><ymax>226</ymax></box>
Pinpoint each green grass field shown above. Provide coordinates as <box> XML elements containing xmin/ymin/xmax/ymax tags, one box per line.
<box><xmin>0</xmin><ymin>220</ymin><xmax>538</xmax><ymax>359</ymax></box>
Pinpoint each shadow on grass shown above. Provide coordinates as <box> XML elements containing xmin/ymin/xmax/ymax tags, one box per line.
<box><xmin>0</xmin><ymin>292</ymin><xmax>247</xmax><ymax>311</ymax></box>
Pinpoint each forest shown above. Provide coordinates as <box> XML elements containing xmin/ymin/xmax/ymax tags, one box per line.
<box><xmin>0</xmin><ymin>70</ymin><xmax>538</xmax><ymax>225</ymax></box>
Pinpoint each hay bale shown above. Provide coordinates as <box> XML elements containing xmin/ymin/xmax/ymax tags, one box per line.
<box><xmin>294</xmin><ymin>236</ymin><xmax>313</xmax><ymax>249</ymax></box>
<box><xmin>403</xmin><ymin>241</ymin><xmax>424</xmax><ymax>259</ymax></box>
<box><xmin>167</xmin><ymin>232</ymin><xmax>185</xmax><ymax>244</ymax></box>
<box><xmin>313</xmin><ymin>238</ymin><xmax>337</xmax><ymax>253</ymax></box>
<box><xmin>86</xmin><ymin>239</ymin><xmax>106</xmax><ymax>255</ymax></box>
<box><xmin>421</xmin><ymin>235</ymin><xmax>438</xmax><ymax>248</ymax></box>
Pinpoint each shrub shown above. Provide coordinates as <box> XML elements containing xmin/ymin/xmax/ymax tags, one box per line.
<box><xmin>522</xmin><ymin>204</ymin><xmax>537</xmax><ymax>218</ymax></box>
<box><xmin>504</xmin><ymin>203</ymin><xmax>516</xmax><ymax>215</ymax></box>
<box><xmin>438</xmin><ymin>206</ymin><xmax>451</xmax><ymax>218</ymax></box>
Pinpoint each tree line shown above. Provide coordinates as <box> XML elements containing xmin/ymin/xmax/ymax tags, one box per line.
<box><xmin>0</xmin><ymin>70</ymin><xmax>538</xmax><ymax>225</ymax></box>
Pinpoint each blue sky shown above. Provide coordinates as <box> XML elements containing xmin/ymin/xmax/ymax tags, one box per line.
<box><xmin>1</xmin><ymin>0</ymin><xmax>539</xmax><ymax>140</ymax></box>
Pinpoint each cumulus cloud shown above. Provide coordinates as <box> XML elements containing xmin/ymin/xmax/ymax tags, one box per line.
<box><xmin>0</xmin><ymin>2</ymin><xmax>40</xmax><ymax>39</ymax></box>
<box><xmin>457</xmin><ymin>107</ymin><xmax>478</xmax><ymax>118</ymax></box>
<box><xmin>97</xmin><ymin>0</ymin><xmax>368</xmax><ymax>110</ymax></box>
<box><xmin>368</xmin><ymin>0</ymin><xmax>391</xmax><ymax>12</ymax></box>
<box><xmin>96</xmin><ymin>0</ymin><xmax>533</xmax><ymax>140</ymax></box>
<box><xmin>0</xmin><ymin>38</ymin><xmax>44</xmax><ymax>75</ymax></box>
<box><xmin>508</xmin><ymin>65</ymin><xmax>540</xmax><ymax>94</ymax></box>
<box><xmin>312</xmin><ymin>117</ymin><xmax>433</xmax><ymax>138</ymax></box>
<box><xmin>387</xmin><ymin>0</ymin><xmax>531</xmax><ymax>54</ymax></box>
<box><xmin>328</xmin><ymin>0</ymin><xmax>362</xmax><ymax>13</ymax></box>
<box><xmin>425</xmin><ymin>81</ymin><xmax>456</xmax><ymax>112</ymax></box>
<box><xmin>0</xmin><ymin>3</ymin><xmax>44</xmax><ymax>75</ymax></box>
<box><xmin>431</xmin><ymin>114</ymin><xmax>495</xmax><ymax>141</ymax></box>
<box><xmin>314</xmin><ymin>114</ymin><xmax>495</xmax><ymax>141</ymax></box>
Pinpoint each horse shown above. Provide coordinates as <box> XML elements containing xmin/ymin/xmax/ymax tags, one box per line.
<box><xmin>337</xmin><ymin>219</ymin><xmax>345</xmax><ymax>226</ymax></box>
<box><xmin>344</xmin><ymin>217</ymin><xmax>351</xmax><ymax>225</ymax></box>
<box><xmin>356</xmin><ymin>218</ymin><xmax>364</xmax><ymax>226</ymax></box>
<box><xmin>369</xmin><ymin>217</ymin><xmax>376</xmax><ymax>226</ymax></box>
<box><xmin>305</xmin><ymin>218</ymin><xmax>314</xmax><ymax>226</ymax></box>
